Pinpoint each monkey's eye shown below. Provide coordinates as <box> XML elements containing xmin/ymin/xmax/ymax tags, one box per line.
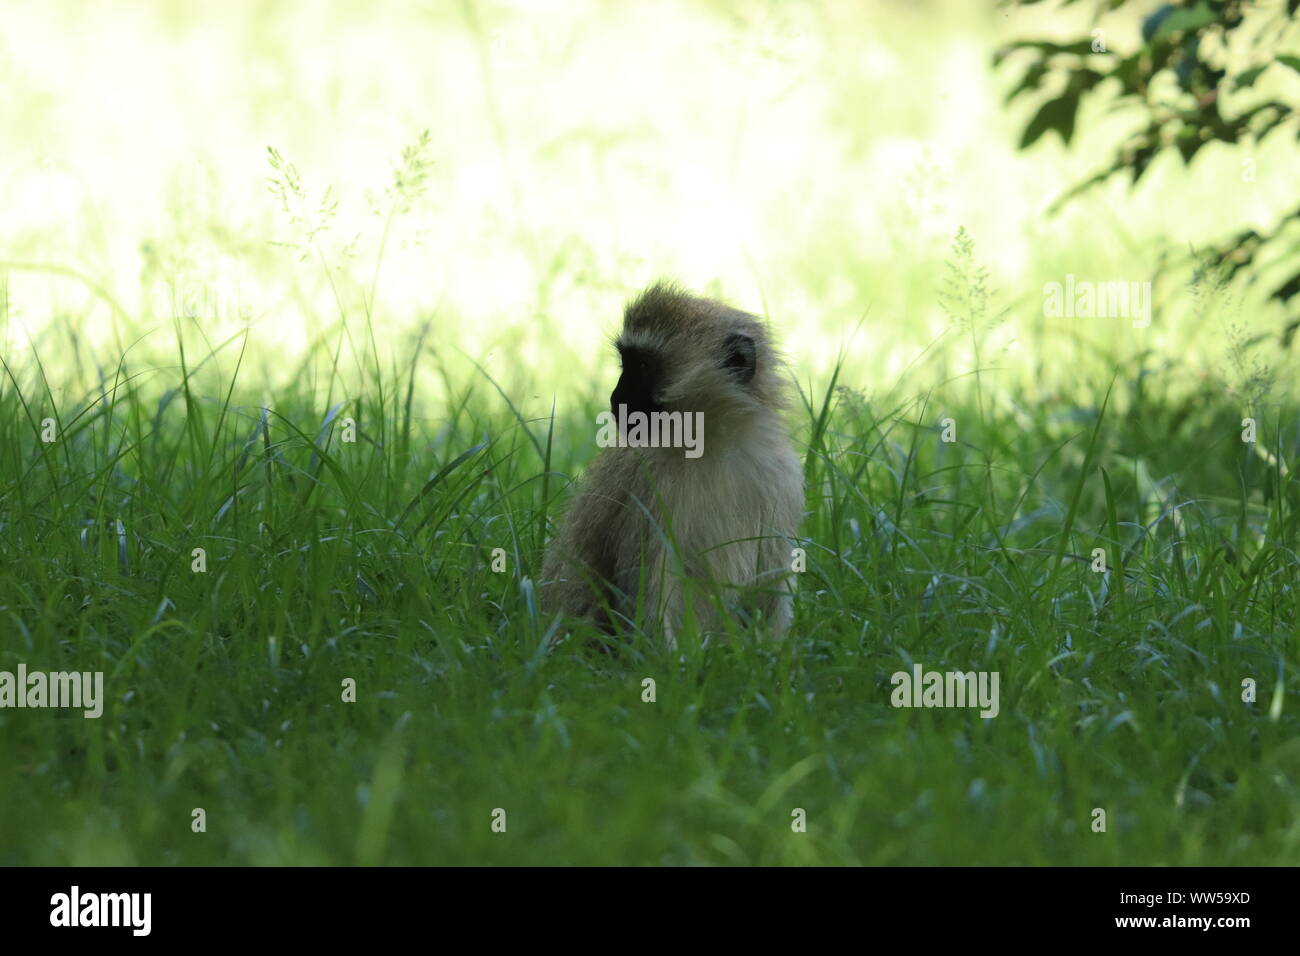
<box><xmin>618</xmin><ymin>348</ymin><xmax>653</xmax><ymax>372</ymax></box>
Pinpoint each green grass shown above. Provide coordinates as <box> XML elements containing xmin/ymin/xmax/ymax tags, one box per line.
<box><xmin>1</xmin><ymin>275</ymin><xmax>1297</xmax><ymax>865</ymax></box>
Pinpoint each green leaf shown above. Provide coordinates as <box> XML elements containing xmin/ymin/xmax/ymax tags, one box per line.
<box><xmin>1272</xmin><ymin>272</ymin><xmax>1300</xmax><ymax>304</ymax></box>
<box><xmin>1175</xmin><ymin>128</ymin><xmax>1205</xmax><ymax>164</ymax></box>
<box><xmin>1234</xmin><ymin>63</ymin><xmax>1268</xmax><ymax>89</ymax></box>
<box><xmin>1019</xmin><ymin>91</ymin><xmax>1081</xmax><ymax>148</ymax></box>
<box><xmin>1278</xmin><ymin>54</ymin><xmax>1300</xmax><ymax>75</ymax></box>
<box><xmin>1004</xmin><ymin>61</ymin><xmax>1050</xmax><ymax>105</ymax></box>
<box><xmin>1101</xmin><ymin>467</ymin><xmax>1128</xmax><ymax>619</ymax></box>
<box><xmin>1153</xmin><ymin>2</ymin><xmax>1216</xmax><ymax>42</ymax></box>
<box><xmin>995</xmin><ymin>39</ymin><xmax>1098</xmax><ymax>66</ymax></box>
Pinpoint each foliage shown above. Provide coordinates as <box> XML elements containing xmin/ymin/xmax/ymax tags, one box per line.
<box><xmin>998</xmin><ymin>0</ymin><xmax>1300</xmax><ymax>341</ymax></box>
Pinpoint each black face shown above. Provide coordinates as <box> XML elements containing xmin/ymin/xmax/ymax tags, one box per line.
<box><xmin>610</xmin><ymin>334</ymin><xmax>757</xmax><ymax>417</ymax></box>
<box><xmin>610</xmin><ymin>345</ymin><xmax>664</xmax><ymax>417</ymax></box>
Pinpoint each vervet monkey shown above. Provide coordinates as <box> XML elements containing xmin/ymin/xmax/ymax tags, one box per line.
<box><xmin>540</xmin><ymin>282</ymin><xmax>804</xmax><ymax>644</ymax></box>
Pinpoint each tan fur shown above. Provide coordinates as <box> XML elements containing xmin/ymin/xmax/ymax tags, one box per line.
<box><xmin>540</xmin><ymin>282</ymin><xmax>804</xmax><ymax>644</ymax></box>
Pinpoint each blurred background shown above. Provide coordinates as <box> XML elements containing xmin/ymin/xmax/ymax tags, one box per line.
<box><xmin>2</xmin><ymin>0</ymin><xmax>1297</xmax><ymax>409</ymax></box>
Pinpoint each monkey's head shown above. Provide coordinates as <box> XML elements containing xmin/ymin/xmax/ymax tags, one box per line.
<box><xmin>610</xmin><ymin>282</ymin><xmax>790</xmax><ymax>433</ymax></box>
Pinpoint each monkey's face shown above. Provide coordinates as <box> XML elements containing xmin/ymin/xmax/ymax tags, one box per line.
<box><xmin>611</xmin><ymin>329</ymin><xmax>759</xmax><ymax>420</ymax></box>
<box><xmin>610</xmin><ymin>343</ymin><xmax>666</xmax><ymax>418</ymax></box>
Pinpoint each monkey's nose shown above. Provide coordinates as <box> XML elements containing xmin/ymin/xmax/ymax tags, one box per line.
<box><xmin>611</xmin><ymin>383</ymin><xmax>663</xmax><ymax>418</ymax></box>
<box><xmin>610</xmin><ymin>382</ymin><xmax>638</xmax><ymax>417</ymax></box>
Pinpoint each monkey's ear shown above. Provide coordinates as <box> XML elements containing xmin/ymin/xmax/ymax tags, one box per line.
<box><xmin>722</xmin><ymin>333</ymin><xmax>756</xmax><ymax>384</ymax></box>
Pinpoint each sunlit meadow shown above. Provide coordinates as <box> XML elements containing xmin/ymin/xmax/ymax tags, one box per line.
<box><xmin>1</xmin><ymin>0</ymin><xmax>1297</xmax><ymax>864</ymax></box>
